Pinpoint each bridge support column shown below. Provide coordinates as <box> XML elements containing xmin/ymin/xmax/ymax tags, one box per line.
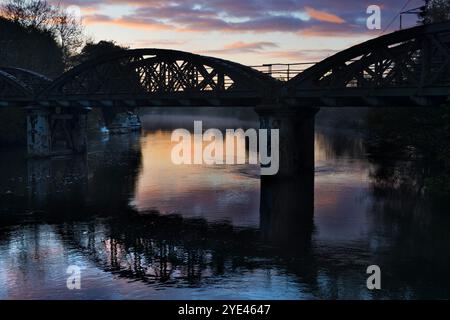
<box><xmin>68</xmin><ymin>110</ymin><xmax>89</xmax><ymax>154</ymax></box>
<box><xmin>27</xmin><ymin>107</ymin><xmax>51</xmax><ymax>157</ymax></box>
<box><xmin>27</xmin><ymin>106</ymin><xmax>90</xmax><ymax>157</ymax></box>
<box><xmin>255</xmin><ymin>105</ymin><xmax>319</xmax><ymax>245</ymax></box>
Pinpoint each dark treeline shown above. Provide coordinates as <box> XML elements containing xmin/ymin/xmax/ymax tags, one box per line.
<box><xmin>0</xmin><ymin>0</ymin><xmax>125</xmax><ymax>146</ymax></box>
<box><xmin>0</xmin><ymin>16</ymin><xmax>64</xmax><ymax>77</ymax></box>
<box><xmin>366</xmin><ymin>1</ymin><xmax>450</xmax><ymax>199</ymax></box>
<box><xmin>367</xmin><ymin>105</ymin><xmax>450</xmax><ymax>199</ymax></box>
<box><xmin>0</xmin><ymin>15</ymin><xmax>63</xmax><ymax>146</ymax></box>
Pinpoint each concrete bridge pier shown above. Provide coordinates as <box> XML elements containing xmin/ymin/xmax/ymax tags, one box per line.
<box><xmin>27</xmin><ymin>107</ymin><xmax>51</xmax><ymax>157</ymax></box>
<box><xmin>27</xmin><ymin>106</ymin><xmax>90</xmax><ymax>157</ymax></box>
<box><xmin>256</xmin><ymin>105</ymin><xmax>319</xmax><ymax>245</ymax></box>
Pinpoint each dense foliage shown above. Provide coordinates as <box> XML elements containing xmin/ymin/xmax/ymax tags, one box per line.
<box><xmin>0</xmin><ymin>0</ymin><xmax>84</xmax><ymax>146</ymax></box>
<box><xmin>366</xmin><ymin>1</ymin><xmax>450</xmax><ymax>199</ymax></box>
<box><xmin>419</xmin><ymin>0</ymin><xmax>450</xmax><ymax>24</ymax></box>
<box><xmin>367</xmin><ymin>104</ymin><xmax>450</xmax><ymax>198</ymax></box>
<box><xmin>0</xmin><ymin>16</ymin><xmax>66</xmax><ymax>146</ymax></box>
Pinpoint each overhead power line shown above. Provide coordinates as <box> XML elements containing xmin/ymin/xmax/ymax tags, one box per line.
<box><xmin>381</xmin><ymin>0</ymin><xmax>414</xmax><ymax>34</ymax></box>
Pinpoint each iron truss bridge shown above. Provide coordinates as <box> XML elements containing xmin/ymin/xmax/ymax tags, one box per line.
<box><xmin>1</xmin><ymin>21</ymin><xmax>450</xmax><ymax>109</ymax></box>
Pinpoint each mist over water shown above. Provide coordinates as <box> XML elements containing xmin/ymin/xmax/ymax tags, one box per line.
<box><xmin>0</xmin><ymin>112</ymin><xmax>449</xmax><ymax>300</ymax></box>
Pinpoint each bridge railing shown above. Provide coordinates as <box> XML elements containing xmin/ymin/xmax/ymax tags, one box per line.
<box><xmin>249</xmin><ymin>62</ymin><xmax>317</xmax><ymax>81</ymax></box>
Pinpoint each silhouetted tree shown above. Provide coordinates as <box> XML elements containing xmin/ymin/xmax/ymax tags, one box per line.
<box><xmin>366</xmin><ymin>2</ymin><xmax>450</xmax><ymax>198</ymax></box>
<box><xmin>0</xmin><ymin>0</ymin><xmax>84</xmax><ymax>65</ymax></box>
<box><xmin>0</xmin><ymin>0</ymin><xmax>85</xmax><ymax>146</ymax></box>
<box><xmin>0</xmin><ymin>17</ymin><xmax>63</xmax><ymax>76</ymax></box>
<box><xmin>367</xmin><ymin>104</ymin><xmax>450</xmax><ymax>199</ymax></box>
<box><xmin>419</xmin><ymin>0</ymin><xmax>450</xmax><ymax>24</ymax></box>
<box><xmin>0</xmin><ymin>16</ymin><xmax>65</xmax><ymax>147</ymax></box>
<box><xmin>73</xmin><ymin>41</ymin><xmax>131</xmax><ymax>129</ymax></box>
<box><xmin>73</xmin><ymin>40</ymin><xmax>127</xmax><ymax>66</ymax></box>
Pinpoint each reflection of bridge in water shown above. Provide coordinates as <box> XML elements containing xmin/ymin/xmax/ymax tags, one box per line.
<box><xmin>2</xmin><ymin>22</ymin><xmax>450</xmax><ymax>242</ymax></box>
<box><xmin>56</xmin><ymin>214</ymin><xmax>312</xmax><ymax>286</ymax></box>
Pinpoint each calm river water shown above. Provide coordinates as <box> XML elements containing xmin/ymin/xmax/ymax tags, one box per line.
<box><xmin>0</xmin><ymin>112</ymin><xmax>449</xmax><ymax>299</ymax></box>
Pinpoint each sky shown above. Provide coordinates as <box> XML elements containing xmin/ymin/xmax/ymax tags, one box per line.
<box><xmin>46</xmin><ymin>0</ymin><xmax>424</xmax><ymax>65</ymax></box>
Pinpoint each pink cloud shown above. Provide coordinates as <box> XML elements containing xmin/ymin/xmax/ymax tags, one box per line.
<box><xmin>305</xmin><ymin>7</ymin><xmax>345</xmax><ymax>24</ymax></box>
<box><xmin>84</xmin><ymin>14</ymin><xmax>173</xmax><ymax>30</ymax></box>
<box><xmin>53</xmin><ymin>0</ymin><xmax>423</xmax><ymax>40</ymax></box>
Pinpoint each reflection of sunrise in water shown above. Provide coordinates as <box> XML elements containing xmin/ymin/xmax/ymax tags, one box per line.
<box><xmin>131</xmin><ymin>117</ymin><xmax>374</xmax><ymax>237</ymax></box>
<box><xmin>131</xmin><ymin>130</ymin><xmax>261</xmax><ymax>227</ymax></box>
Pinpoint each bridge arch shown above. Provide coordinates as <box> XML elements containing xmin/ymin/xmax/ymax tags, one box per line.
<box><xmin>0</xmin><ymin>67</ymin><xmax>50</xmax><ymax>104</ymax></box>
<box><xmin>287</xmin><ymin>21</ymin><xmax>450</xmax><ymax>107</ymax></box>
<box><xmin>39</xmin><ymin>49</ymin><xmax>279</xmax><ymax>107</ymax></box>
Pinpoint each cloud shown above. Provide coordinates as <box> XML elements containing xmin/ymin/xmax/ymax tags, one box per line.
<box><xmin>56</xmin><ymin>0</ymin><xmax>424</xmax><ymax>37</ymax></box>
<box><xmin>84</xmin><ymin>14</ymin><xmax>173</xmax><ymax>30</ymax></box>
<box><xmin>266</xmin><ymin>49</ymin><xmax>340</xmax><ymax>61</ymax></box>
<box><xmin>305</xmin><ymin>7</ymin><xmax>345</xmax><ymax>24</ymax></box>
<box><xmin>299</xmin><ymin>24</ymin><xmax>369</xmax><ymax>37</ymax></box>
<box><xmin>139</xmin><ymin>39</ymin><xmax>186</xmax><ymax>46</ymax></box>
<box><xmin>224</xmin><ymin>41</ymin><xmax>278</xmax><ymax>50</ymax></box>
<box><xmin>174</xmin><ymin>15</ymin><xmax>310</xmax><ymax>33</ymax></box>
<box><xmin>204</xmin><ymin>41</ymin><xmax>278</xmax><ymax>54</ymax></box>
<box><xmin>199</xmin><ymin>42</ymin><xmax>341</xmax><ymax>64</ymax></box>
<box><xmin>128</xmin><ymin>39</ymin><xmax>187</xmax><ymax>48</ymax></box>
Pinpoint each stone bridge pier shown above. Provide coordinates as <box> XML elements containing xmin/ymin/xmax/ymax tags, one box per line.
<box><xmin>27</xmin><ymin>106</ymin><xmax>90</xmax><ymax>157</ymax></box>
<box><xmin>256</xmin><ymin>105</ymin><xmax>319</xmax><ymax>244</ymax></box>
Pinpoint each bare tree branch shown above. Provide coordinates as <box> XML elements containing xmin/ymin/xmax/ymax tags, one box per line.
<box><xmin>0</xmin><ymin>0</ymin><xmax>84</xmax><ymax>66</ymax></box>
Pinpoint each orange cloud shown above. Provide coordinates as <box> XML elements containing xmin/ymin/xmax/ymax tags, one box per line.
<box><xmin>84</xmin><ymin>14</ymin><xmax>172</xmax><ymax>31</ymax></box>
<box><xmin>113</xmin><ymin>19</ymin><xmax>172</xmax><ymax>30</ymax></box>
<box><xmin>78</xmin><ymin>7</ymin><xmax>98</xmax><ymax>15</ymax></box>
<box><xmin>305</xmin><ymin>7</ymin><xmax>345</xmax><ymax>24</ymax></box>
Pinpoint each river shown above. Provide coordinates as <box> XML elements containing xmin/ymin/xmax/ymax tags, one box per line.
<box><xmin>0</xmin><ymin>111</ymin><xmax>449</xmax><ymax>299</ymax></box>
